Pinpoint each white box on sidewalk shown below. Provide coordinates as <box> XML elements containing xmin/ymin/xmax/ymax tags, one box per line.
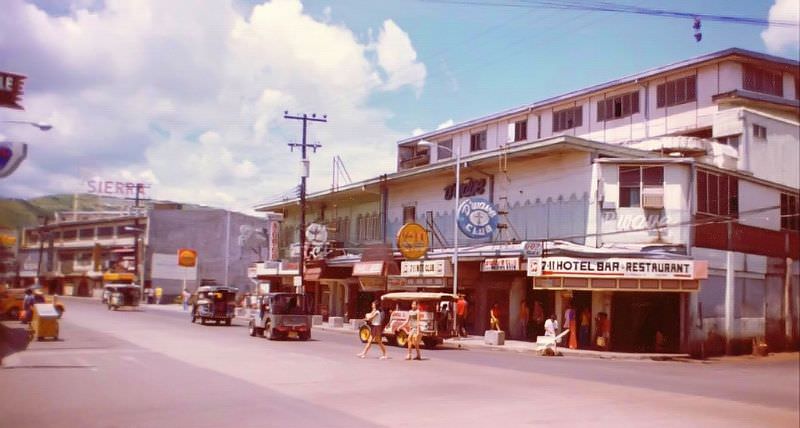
<box><xmin>328</xmin><ymin>316</ymin><xmax>344</xmax><ymax>328</ymax></box>
<box><xmin>484</xmin><ymin>330</ymin><xmax>505</xmax><ymax>346</ymax></box>
<box><xmin>311</xmin><ymin>315</ymin><xmax>323</xmax><ymax>326</ymax></box>
<box><xmin>350</xmin><ymin>319</ymin><xmax>365</xmax><ymax>330</ymax></box>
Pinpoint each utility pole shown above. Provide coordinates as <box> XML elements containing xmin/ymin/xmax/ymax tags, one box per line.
<box><xmin>284</xmin><ymin>111</ymin><xmax>326</xmax><ymax>294</ymax></box>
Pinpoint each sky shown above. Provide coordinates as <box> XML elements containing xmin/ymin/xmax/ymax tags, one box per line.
<box><xmin>1</xmin><ymin>0</ymin><xmax>798</xmax><ymax>214</ymax></box>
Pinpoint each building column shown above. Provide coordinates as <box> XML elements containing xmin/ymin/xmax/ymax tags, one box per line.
<box><xmin>725</xmin><ymin>251</ymin><xmax>735</xmax><ymax>354</ymax></box>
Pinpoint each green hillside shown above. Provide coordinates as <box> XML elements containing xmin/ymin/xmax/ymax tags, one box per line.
<box><xmin>0</xmin><ymin>194</ymin><xmax>131</xmax><ymax>230</ymax></box>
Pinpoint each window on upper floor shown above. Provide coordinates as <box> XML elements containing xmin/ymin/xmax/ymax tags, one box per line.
<box><xmin>25</xmin><ymin>230</ymin><xmax>39</xmax><ymax>245</ymax></box>
<box><xmin>597</xmin><ymin>91</ymin><xmax>640</xmax><ymax>122</ymax></box>
<box><xmin>437</xmin><ymin>139</ymin><xmax>453</xmax><ymax>160</ymax></box>
<box><xmin>753</xmin><ymin>124</ymin><xmax>767</xmax><ymax>140</ymax></box>
<box><xmin>328</xmin><ymin>217</ymin><xmax>349</xmax><ymax>242</ymax></box>
<box><xmin>62</xmin><ymin>229</ymin><xmax>77</xmax><ymax>240</ymax></box>
<box><xmin>470</xmin><ymin>130</ymin><xmax>486</xmax><ymax>152</ymax></box>
<box><xmin>78</xmin><ymin>228</ymin><xmax>94</xmax><ymax>240</ymax></box>
<box><xmin>717</xmin><ymin>135</ymin><xmax>740</xmax><ymax>151</ymax></box>
<box><xmin>398</xmin><ymin>144</ymin><xmax>430</xmax><ymax>169</ymax></box>
<box><xmin>513</xmin><ymin>120</ymin><xmax>527</xmax><ymax>142</ymax></box>
<box><xmin>403</xmin><ymin>205</ymin><xmax>416</xmax><ymax>224</ymax></box>
<box><xmin>97</xmin><ymin>226</ymin><xmax>114</xmax><ymax>238</ymax></box>
<box><xmin>552</xmin><ymin>106</ymin><xmax>582</xmax><ymax>133</ymax></box>
<box><xmin>356</xmin><ymin>212</ymin><xmax>381</xmax><ymax>242</ymax></box>
<box><xmin>657</xmin><ymin>75</ymin><xmax>697</xmax><ymax>108</ymax></box>
<box><xmin>619</xmin><ymin>165</ymin><xmax>663</xmax><ymax>208</ymax></box>
<box><xmin>697</xmin><ymin>170</ymin><xmax>739</xmax><ymax>217</ymax></box>
<box><xmin>781</xmin><ymin>193</ymin><xmax>799</xmax><ymax>231</ymax></box>
<box><xmin>743</xmin><ymin>64</ymin><xmax>783</xmax><ymax>97</ymax></box>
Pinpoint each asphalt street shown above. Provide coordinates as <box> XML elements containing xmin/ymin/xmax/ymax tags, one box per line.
<box><xmin>1</xmin><ymin>298</ymin><xmax>798</xmax><ymax>428</ymax></box>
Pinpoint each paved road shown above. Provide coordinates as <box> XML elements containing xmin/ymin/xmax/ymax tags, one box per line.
<box><xmin>1</xmin><ymin>298</ymin><xmax>797</xmax><ymax>428</ymax></box>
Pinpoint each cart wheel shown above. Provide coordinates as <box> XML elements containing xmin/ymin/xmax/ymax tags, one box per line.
<box><xmin>358</xmin><ymin>325</ymin><xmax>371</xmax><ymax>343</ymax></box>
<box><xmin>300</xmin><ymin>332</ymin><xmax>310</xmax><ymax>341</ymax></box>
<box><xmin>264</xmin><ymin>322</ymin><xmax>274</xmax><ymax>340</ymax></box>
<box><xmin>395</xmin><ymin>330</ymin><xmax>409</xmax><ymax>348</ymax></box>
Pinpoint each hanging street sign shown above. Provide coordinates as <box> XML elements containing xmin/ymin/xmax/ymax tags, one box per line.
<box><xmin>396</xmin><ymin>222</ymin><xmax>429</xmax><ymax>259</ymax></box>
<box><xmin>0</xmin><ymin>71</ymin><xmax>26</xmax><ymax>110</ymax></box>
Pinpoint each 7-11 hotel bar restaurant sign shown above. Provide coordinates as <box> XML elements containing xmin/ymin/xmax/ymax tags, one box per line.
<box><xmin>527</xmin><ymin>256</ymin><xmax>708</xmax><ymax>292</ymax></box>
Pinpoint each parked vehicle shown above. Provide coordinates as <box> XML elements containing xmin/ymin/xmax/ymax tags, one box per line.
<box><xmin>360</xmin><ymin>292</ymin><xmax>457</xmax><ymax>348</ymax></box>
<box><xmin>248</xmin><ymin>293</ymin><xmax>312</xmax><ymax>341</ymax></box>
<box><xmin>106</xmin><ymin>284</ymin><xmax>142</xmax><ymax>310</ymax></box>
<box><xmin>191</xmin><ymin>285</ymin><xmax>238</xmax><ymax>325</ymax></box>
<box><xmin>0</xmin><ymin>285</ymin><xmax>64</xmax><ymax>320</ymax></box>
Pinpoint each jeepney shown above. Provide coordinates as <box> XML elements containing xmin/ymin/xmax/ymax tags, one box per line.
<box><xmin>191</xmin><ymin>285</ymin><xmax>238</xmax><ymax>326</ymax></box>
<box><xmin>360</xmin><ymin>292</ymin><xmax>457</xmax><ymax>348</ymax></box>
<box><xmin>248</xmin><ymin>292</ymin><xmax>312</xmax><ymax>341</ymax></box>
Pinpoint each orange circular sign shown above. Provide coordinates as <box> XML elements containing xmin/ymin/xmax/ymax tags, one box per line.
<box><xmin>177</xmin><ymin>248</ymin><xmax>197</xmax><ymax>267</ymax></box>
<box><xmin>396</xmin><ymin>223</ymin><xmax>429</xmax><ymax>259</ymax></box>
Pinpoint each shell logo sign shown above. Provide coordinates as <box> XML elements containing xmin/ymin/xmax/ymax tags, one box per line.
<box><xmin>177</xmin><ymin>248</ymin><xmax>197</xmax><ymax>267</ymax></box>
<box><xmin>396</xmin><ymin>222</ymin><xmax>429</xmax><ymax>260</ymax></box>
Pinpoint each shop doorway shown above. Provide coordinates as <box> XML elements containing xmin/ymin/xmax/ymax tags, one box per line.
<box><xmin>487</xmin><ymin>288</ymin><xmax>510</xmax><ymax>333</ymax></box>
<box><xmin>611</xmin><ymin>292</ymin><xmax>680</xmax><ymax>353</ymax></box>
<box><xmin>530</xmin><ymin>289</ymin><xmax>556</xmax><ymax>338</ymax></box>
<box><xmin>571</xmin><ymin>291</ymin><xmax>592</xmax><ymax>349</ymax></box>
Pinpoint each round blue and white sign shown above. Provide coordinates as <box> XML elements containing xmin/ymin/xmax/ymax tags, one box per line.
<box><xmin>457</xmin><ymin>197</ymin><xmax>499</xmax><ymax>239</ymax></box>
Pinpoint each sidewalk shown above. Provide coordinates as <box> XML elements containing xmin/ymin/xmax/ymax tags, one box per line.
<box><xmin>310</xmin><ymin>320</ymin><xmax>692</xmax><ymax>361</ymax></box>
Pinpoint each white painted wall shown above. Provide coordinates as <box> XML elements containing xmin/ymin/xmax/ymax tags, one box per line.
<box><xmin>738</xmin><ymin>179</ymin><xmax>781</xmax><ymax>230</ymax></box>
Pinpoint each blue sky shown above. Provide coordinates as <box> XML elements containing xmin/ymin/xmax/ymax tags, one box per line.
<box><xmin>1</xmin><ymin>0</ymin><xmax>797</xmax><ymax>212</ymax></box>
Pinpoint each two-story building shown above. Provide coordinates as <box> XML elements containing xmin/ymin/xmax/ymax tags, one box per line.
<box><xmin>19</xmin><ymin>204</ymin><xmax>268</xmax><ymax>302</ymax></box>
<box><xmin>256</xmin><ymin>48</ymin><xmax>799</xmax><ymax>355</ymax></box>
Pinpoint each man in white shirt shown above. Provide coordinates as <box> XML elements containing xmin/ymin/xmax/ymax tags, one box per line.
<box><xmin>544</xmin><ymin>314</ymin><xmax>559</xmax><ymax>337</ymax></box>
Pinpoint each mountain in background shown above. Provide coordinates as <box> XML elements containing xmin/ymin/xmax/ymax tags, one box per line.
<box><xmin>0</xmin><ymin>194</ymin><xmax>208</xmax><ymax>230</ymax></box>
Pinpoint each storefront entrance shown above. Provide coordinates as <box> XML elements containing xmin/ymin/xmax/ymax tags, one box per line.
<box><xmin>611</xmin><ymin>292</ymin><xmax>680</xmax><ymax>353</ymax></box>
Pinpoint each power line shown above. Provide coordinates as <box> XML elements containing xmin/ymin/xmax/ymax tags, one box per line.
<box><xmin>421</xmin><ymin>0</ymin><xmax>800</xmax><ymax>27</ymax></box>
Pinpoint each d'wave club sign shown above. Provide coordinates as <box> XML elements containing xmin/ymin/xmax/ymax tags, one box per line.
<box><xmin>457</xmin><ymin>197</ymin><xmax>499</xmax><ymax>239</ymax></box>
<box><xmin>0</xmin><ymin>140</ymin><xmax>27</xmax><ymax>178</ymax></box>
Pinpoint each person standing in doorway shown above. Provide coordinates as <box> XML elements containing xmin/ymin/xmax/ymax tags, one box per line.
<box><xmin>489</xmin><ymin>303</ymin><xmax>501</xmax><ymax>331</ymax></box>
<box><xmin>182</xmin><ymin>288</ymin><xmax>191</xmax><ymax>311</ymax></box>
<box><xmin>579</xmin><ymin>307</ymin><xmax>591</xmax><ymax>348</ymax></box>
<box><xmin>564</xmin><ymin>302</ymin><xmax>577</xmax><ymax>349</ymax></box>
<box><xmin>518</xmin><ymin>299</ymin><xmax>529</xmax><ymax>340</ymax></box>
<box><xmin>358</xmin><ymin>300</ymin><xmax>388</xmax><ymax>359</ymax></box>
<box><xmin>155</xmin><ymin>287</ymin><xmax>163</xmax><ymax>305</ymax></box>
<box><xmin>533</xmin><ymin>301</ymin><xmax>544</xmax><ymax>337</ymax></box>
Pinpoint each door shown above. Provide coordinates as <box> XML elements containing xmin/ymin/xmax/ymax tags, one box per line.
<box><xmin>611</xmin><ymin>292</ymin><xmax>680</xmax><ymax>353</ymax></box>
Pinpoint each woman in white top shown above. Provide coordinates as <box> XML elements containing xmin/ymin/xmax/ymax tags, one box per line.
<box><xmin>357</xmin><ymin>301</ymin><xmax>388</xmax><ymax>359</ymax></box>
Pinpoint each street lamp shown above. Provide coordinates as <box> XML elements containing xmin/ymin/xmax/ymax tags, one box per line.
<box><xmin>1</xmin><ymin>120</ymin><xmax>53</xmax><ymax>131</ymax></box>
<box><xmin>418</xmin><ymin>139</ymin><xmax>461</xmax><ymax>297</ymax></box>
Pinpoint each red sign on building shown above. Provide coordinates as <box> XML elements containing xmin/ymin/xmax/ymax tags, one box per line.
<box><xmin>0</xmin><ymin>71</ymin><xmax>26</xmax><ymax>110</ymax></box>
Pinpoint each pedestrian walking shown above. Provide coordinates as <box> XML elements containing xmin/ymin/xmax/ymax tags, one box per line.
<box><xmin>357</xmin><ymin>301</ymin><xmax>388</xmax><ymax>359</ymax></box>
<box><xmin>579</xmin><ymin>307</ymin><xmax>591</xmax><ymax>348</ymax></box>
<box><xmin>21</xmin><ymin>288</ymin><xmax>35</xmax><ymax>324</ymax></box>
<box><xmin>518</xmin><ymin>299</ymin><xmax>529</xmax><ymax>340</ymax></box>
<box><xmin>182</xmin><ymin>288</ymin><xmax>191</xmax><ymax>311</ymax></box>
<box><xmin>400</xmin><ymin>300</ymin><xmax>422</xmax><ymax>360</ymax></box>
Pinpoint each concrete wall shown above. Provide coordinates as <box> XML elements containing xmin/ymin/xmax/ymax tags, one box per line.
<box><xmin>146</xmin><ymin>209</ymin><xmax>266</xmax><ymax>298</ymax></box>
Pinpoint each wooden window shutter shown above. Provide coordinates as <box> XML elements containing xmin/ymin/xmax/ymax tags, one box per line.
<box><xmin>631</xmin><ymin>90</ymin><xmax>640</xmax><ymax>114</ymax></box>
<box><xmin>575</xmin><ymin>106</ymin><xmax>583</xmax><ymax>127</ymax></box>
<box><xmin>597</xmin><ymin>100</ymin><xmax>605</xmax><ymax>122</ymax></box>
<box><xmin>687</xmin><ymin>75</ymin><xmax>697</xmax><ymax>102</ymax></box>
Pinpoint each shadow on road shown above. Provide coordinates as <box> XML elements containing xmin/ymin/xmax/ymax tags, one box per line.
<box><xmin>0</xmin><ymin>321</ymin><xmax>32</xmax><ymax>364</ymax></box>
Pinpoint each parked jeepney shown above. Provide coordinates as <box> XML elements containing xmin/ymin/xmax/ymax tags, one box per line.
<box><xmin>191</xmin><ymin>285</ymin><xmax>238</xmax><ymax>326</ymax></box>
<box><xmin>360</xmin><ymin>292</ymin><xmax>457</xmax><ymax>348</ymax></box>
<box><xmin>106</xmin><ymin>284</ymin><xmax>142</xmax><ymax>310</ymax></box>
<box><xmin>247</xmin><ymin>292</ymin><xmax>312</xmax><ymax>341</ymax></box>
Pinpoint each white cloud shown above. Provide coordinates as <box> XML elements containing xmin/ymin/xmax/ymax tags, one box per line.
<box><xmin>0</xmin><ymin>0</ymin><xmax>426</xmax><ymax>213</ymax></box>
<box><xmin>373</xmin><ymin>19</ymin><xmax>427</xmax><ymax>95</ymax></box>
<box><xmin>411</xmin><ymin>128</ymin><xmax>425</xmax><ymax>136</ymax></box>
<box><xmin>761</xmin><ymin>0</ymin><xmax>800</xmax><ymax>54</ymax></box>
<box><xmin>436</xmin><ymin>119</ymin><xmax>454</xmax><ymax>130</ymax></box>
